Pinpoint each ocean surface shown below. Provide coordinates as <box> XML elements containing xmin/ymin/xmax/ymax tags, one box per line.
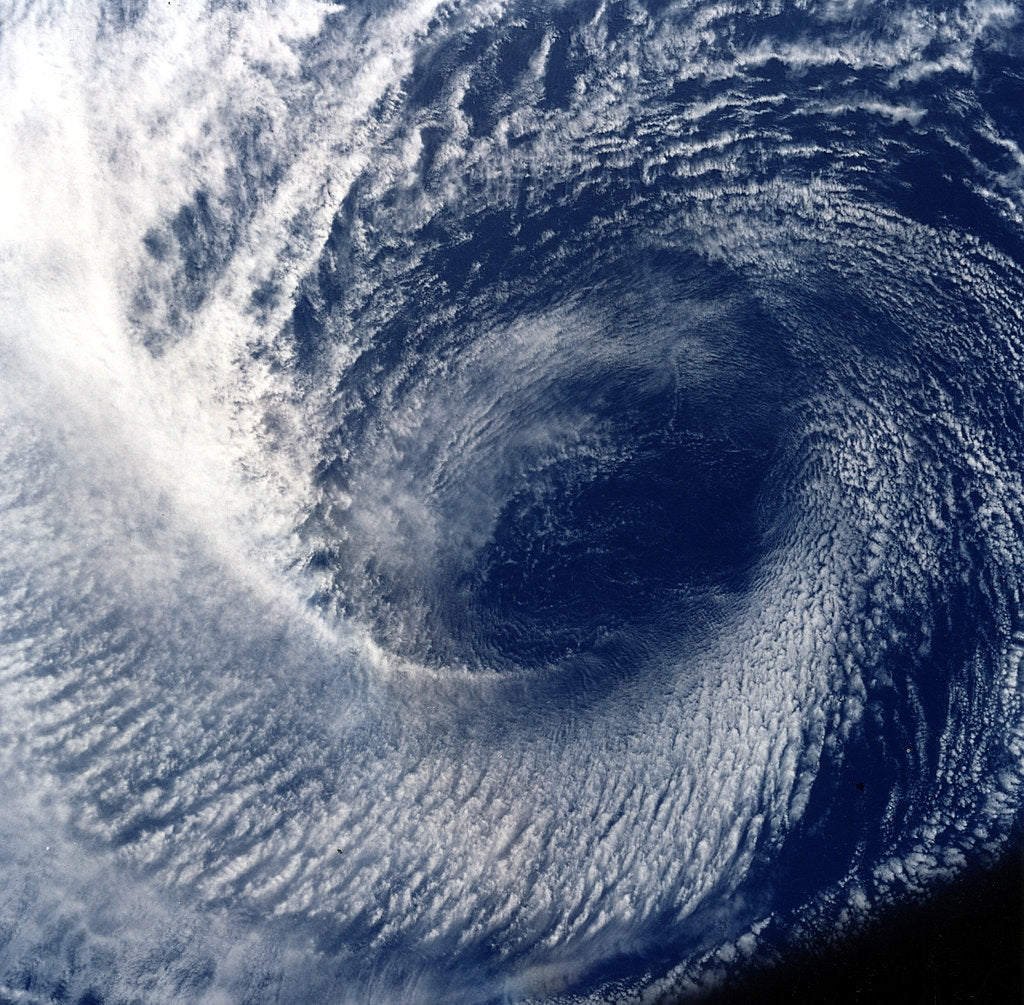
<box><xmin>1</xmin><ymin>1</ymin><xmax>1023</xmax><ymax>1001</ymax></box>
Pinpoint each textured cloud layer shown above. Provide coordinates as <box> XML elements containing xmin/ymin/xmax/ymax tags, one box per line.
<box><xmin>2</xmin><ymin>1</ymin><xmax>1023</xmax><ymax>1002</ymax></box>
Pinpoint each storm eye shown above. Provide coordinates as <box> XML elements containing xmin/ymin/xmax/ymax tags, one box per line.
<box><xmin>458</xmin><ymin>422</ymin><xmax>771</xmax><ymax>672</ymax></box>
<box><xmin>308</xmin><ymin>256</ymin><xmax>796</xmax><ymax>683</ymax></box>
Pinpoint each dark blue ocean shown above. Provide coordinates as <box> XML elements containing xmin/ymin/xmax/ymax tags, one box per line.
<box><xmin>1</xmin><ymin>1</ymin><xmax>1023</xmax><ymax>1001</ymax></box>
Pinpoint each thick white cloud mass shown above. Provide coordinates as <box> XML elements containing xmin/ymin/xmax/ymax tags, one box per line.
<box><xmin>1</xmin><ymin>0</ymin><xmax>1023</xmax><ymax>1002</ymax></box>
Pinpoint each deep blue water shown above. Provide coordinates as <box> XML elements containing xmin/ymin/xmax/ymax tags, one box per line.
<box><xmin>1</xmin><ymin>0</ymin><xmax>1024</xmax><ymax>1002</ymax></box>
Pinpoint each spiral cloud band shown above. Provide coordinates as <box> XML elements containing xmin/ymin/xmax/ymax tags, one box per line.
<box><xmin>2</xmin><ymin>0</ymin><xmax>1023</xmax><ymax>1001</ymax></box>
